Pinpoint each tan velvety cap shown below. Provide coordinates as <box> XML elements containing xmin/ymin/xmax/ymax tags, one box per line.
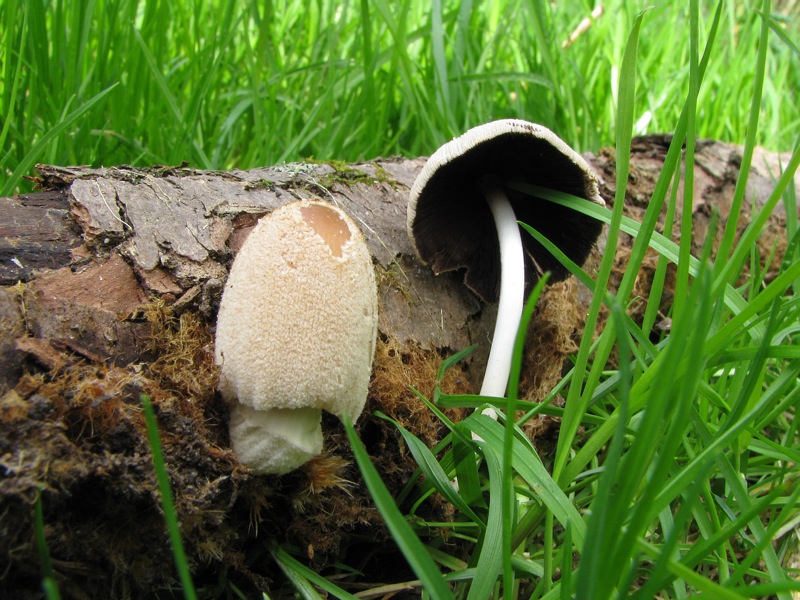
<box><xmin>215</xmin><ymin>198</ymin><xmax>378</xmax><ymax>422</ymax></box>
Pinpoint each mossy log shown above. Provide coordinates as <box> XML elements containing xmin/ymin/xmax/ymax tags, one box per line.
<box><xmin>0</xmin><ymin>137</ymin><xmax>797</xmax><ymax>598</ymax></box>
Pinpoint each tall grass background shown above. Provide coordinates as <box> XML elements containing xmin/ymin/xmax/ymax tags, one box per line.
<box><xmin>1</xmin><ymin>0</ymin><xmax>798</xmax><ymax>197</ymax></box>
<box><xmin>7</xmin><ymin>0</ymin><xmax>800</xmax><ymax>598</ymax></box>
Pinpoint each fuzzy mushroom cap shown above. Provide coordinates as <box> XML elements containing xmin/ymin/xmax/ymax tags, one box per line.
<box><xmin>215</xmin><ymin>199</ymin><xmax>378</xmax><ymax>474</ymax></box>
<box><xmin>407</xmin><ymin>119</ymin><xmax>605</xmax><ymax>303</ymax></box>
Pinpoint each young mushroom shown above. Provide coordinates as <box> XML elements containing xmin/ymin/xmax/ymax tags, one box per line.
<box><xmin>215</xmin><ymin>199</ymin><xmax>378</xmax><ymax>475</ymax></box>
<box><xmin>407</xmin><ymin>119</ymin><xmax>604</xmax><ymax>402</ymax></box>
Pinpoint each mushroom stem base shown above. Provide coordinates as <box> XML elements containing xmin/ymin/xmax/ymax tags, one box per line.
<box><xmin>228</xmin><ymin>404</ymin><xmax>324</xmax><ymax>475</ymax></box>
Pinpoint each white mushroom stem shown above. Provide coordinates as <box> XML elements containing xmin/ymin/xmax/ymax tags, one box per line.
<box><xmin>479</xmin><ymin>181</ymin><xmax>526</xmax><ymax>410</ymax></box>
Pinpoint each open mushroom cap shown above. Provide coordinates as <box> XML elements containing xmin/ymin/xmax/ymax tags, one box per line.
<box><xmin>407</xmin><ymin>119</ymin><xmax>605</xmax><ymax>303</ymax></box>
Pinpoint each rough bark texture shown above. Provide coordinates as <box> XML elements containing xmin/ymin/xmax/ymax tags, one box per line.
<box><xmin>1</xmin><ymin>137</ymin><xmax>797</xmax><ymax>598</ymax></box>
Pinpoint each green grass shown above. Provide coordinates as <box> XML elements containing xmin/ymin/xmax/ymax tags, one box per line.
<box><xmin>18</xmin><ymin>1</ymin><xmax>800</xmax><ymax>598</ymax></box>
<box><xmin>34</xmin><ymin>488</ymin><xmax>62</xmax><ymax>600</ymax></box>
<box><xmin>141</xmin><ymin>394</ymin><xmax>198</xmax><ymax>600</ymax></box>
<box><xmin>2</xmin><ymin>0</ymin><xmax>799</xmax><ymax>196</ymax></box>
<box><xmin>342</xmin><ymin>2</ymin><xmax>800</xmax><ymax>598</ymax></box>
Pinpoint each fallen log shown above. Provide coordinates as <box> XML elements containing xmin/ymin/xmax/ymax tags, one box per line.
<box><xmin>0</xmin><ymin>136</ymin><xmax>796</xmax><ymax>597</ymax></box>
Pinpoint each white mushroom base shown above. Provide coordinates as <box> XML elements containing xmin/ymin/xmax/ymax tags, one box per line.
<box><xmin>228</xmin><ymin>404</ymin><xmax>323</xmax><ymax>475</ymax></box>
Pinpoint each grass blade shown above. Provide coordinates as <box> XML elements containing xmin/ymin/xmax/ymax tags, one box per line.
<box><xmin>344</xmin><ymin>416</ymin><xmax>454</xmax><ymax>600</ymax></box>
<box><xmin>271</xmin><ymin>544</ymin><xmax>360</xmax><ymax>600</ymax></box>
<box><xmin>672</xmin><ymin>0</ymin><xmax>699</xmax><ymax>321</ymax></box>
<box><xmin>713</xmin><ymin>0</ymin><xmax>772</xmax><ymax>273</ymax></box>
<box><xmin>510</xmin><ymin>184</ymin><xmax>757</xmax><ymax>331</ymax></box>
<box><xmin>140</xmin><ymin>394</ymin><xmax>198</xmax><ymax>600</ymax></box>
<box><xmin>575</xmin><ymin>299</ymin><xmax>633</xmax><ymax>599</ymax></box>
<box><xmin>502</xmin><ymin>273</ymin><xmax>549</xmax><ymax>594</ymax></box>
<box><xmin>379</xmin><ymin>412</ymin><xmax>485</xmax><ymax>526</ymax></box>
<box><xmin>34</xmin><ymin>488</ymin><xmax>62</xmax><ymax>600</ymax></box>
<box><xmin>469</xmin><ymin>415</ymin><xmax>587</xmax><ymax>550</ymax></box>
<box><xmin>465</xmin><ymin>445</ymin><xmax>503</xmax><ymax>600</ymax></box>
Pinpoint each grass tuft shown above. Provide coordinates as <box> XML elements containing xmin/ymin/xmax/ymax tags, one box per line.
<box><xmin>2</xmin><ymin>1</ymin><xmax>798</xmax><ymax>194</ymax></box>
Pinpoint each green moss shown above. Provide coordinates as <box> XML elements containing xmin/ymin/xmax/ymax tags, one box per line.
<box><xmin>243</xmin><ymin>178</ymin><xmax>277</xmax><ymax>191</ymax></box>
<box><xmin>376</xmin><ymin>260</ymin><xmax>413</xmax><ymax>304</ymax></box>
<box><xmin>372</xmin><ymin>163</ymin><xmax>398</xmax><ymax>189</ymax></box>
<box><xmin>306</xmin><ymin>159</ymin><xmax>399</xmax><ymax>189</ymax></box>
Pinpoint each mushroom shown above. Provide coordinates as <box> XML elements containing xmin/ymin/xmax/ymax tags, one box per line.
<box><xmin>407</xmin><ymin>119</ymin><xmax>604</xmax><ymax>400</ymax></box>
<box><xmin>215</xmin><ymin>199</ymin><xmax>378</xmax><ymax>475</ymax></box>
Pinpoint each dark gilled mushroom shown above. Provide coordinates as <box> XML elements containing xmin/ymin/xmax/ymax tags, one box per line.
<box><xmin>407</xmin><ymin>119</ymin><xmax>604</xmax><ymax>399</ymax></box>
